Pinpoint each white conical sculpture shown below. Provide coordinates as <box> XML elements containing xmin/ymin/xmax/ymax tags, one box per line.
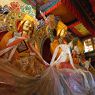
<box><xmin>50</xmin><ymin>44</ymin><xmax>75</xmax><ymax>69</ymax></box>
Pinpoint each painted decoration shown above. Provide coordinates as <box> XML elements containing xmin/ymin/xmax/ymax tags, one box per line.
<box><xmin>8</xmin><ymin>2</ymin><xmax>20</xmax><ymax>12</ymax></box>
<box><xmin>74</xmin><ymin>23</ymin><xmax>90</xmax><ymax>36</ymax></box>
<box><xmin>21</xmin><ymin>0</ymin><xmax>36</xmax><ymax>10</ymax></box>
<box><xmin>21</xmin><ymin>5</ymin><xmax>36</xmax><ymax>17</ymax></box>
<box><xmin>39</xmin><ymin>0</ymin><xmax>61</xmax><ymax>15</ymax></box>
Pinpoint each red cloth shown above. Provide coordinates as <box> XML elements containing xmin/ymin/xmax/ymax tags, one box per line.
<box><xmin>58</xmin><ymin>62</ymin><xmax>73</xmax><ymax>69</ymax></box>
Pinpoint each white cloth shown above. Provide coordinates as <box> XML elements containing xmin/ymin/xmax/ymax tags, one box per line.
<box><xmin>50</xmin><ymin>44</ymin><xmax>75</xmax><ymax>69</ymax></box>
<box><xmin>7</xmin><ymin>32</ymin><xmax>21</xmax><ymax>46</ymax></box>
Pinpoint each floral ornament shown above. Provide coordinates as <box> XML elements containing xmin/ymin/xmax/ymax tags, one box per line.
<box><xmin>21</xmin><ymin>5</ymin><xmax>36</xmax><ymax>18</ymax></box>
<box><xmin>8</xmin><ymin>2</ymin><xmax>20</xmax><ymax>12</ymax></box>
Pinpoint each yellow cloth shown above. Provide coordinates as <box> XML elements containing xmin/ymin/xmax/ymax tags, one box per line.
<box><xmin>50</xmin><ymin>39</ymin><xmax>62</xmax><ymax>58</ymax></box>
<box><xmin>56</xmin><ymin>21</ymin><xmax>67</xmax><ymax>37</ymax></box>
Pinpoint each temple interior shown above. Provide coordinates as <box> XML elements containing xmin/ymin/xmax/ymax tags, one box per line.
<box><xmin>0</xmin><ymin>0</ymin><xmax>95</xmax><ymax>95</ymax></box>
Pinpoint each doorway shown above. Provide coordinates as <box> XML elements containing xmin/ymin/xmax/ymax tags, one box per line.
<box><xmin>42</xmin><ymin>38</ymin><xmax>52</xmax><ymax>63</ymax></box>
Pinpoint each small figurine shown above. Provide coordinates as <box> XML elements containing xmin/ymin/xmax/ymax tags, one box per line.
<box><xmin>40</xmin><ymin>11</ymin><xmax>56</xmax><ymax>41</ymax></box>
<box><xmin>72</xmin><ymin>37</ymin><xmax>84</xmax><ymax>65</ymax></box>
<box><xmin>79</xmin><ymin>54</ymin><xmax>91</xmax><ymax>70</ymax></box>
<box><xmin>0</xmin><ymin>5</ymin><xmax>9</xmax><ymax>14</ymax></box>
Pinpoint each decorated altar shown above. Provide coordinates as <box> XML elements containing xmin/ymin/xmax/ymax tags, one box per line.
<box><xmin>0</xmin><ymin>1</ymin><xmax>95</xmax><ymax>95</ymax></box>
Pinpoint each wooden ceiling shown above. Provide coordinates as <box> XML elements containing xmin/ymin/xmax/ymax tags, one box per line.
<box><xmin>0</xmin><ymin>0</ymin><xmax>94</xmax><ymax>38</ymax></box>
<box><xmin>21</xmin><ymin>0</ymin><xmax>95</xmax><ymax>36</ymax></box>
<box><xmin>22</xmin><ymin>0</ymin><xmax>94</xmax><ymax>37</ymax></box>
<box><xmin>50</xmin><ymin>3</ymin><xmax>76</xmax><ymax>24</ymax></box>
<box><xmin>46</xmin><ymin>2</ymin><xmax>91</xmax><ymax>37</ymax></box>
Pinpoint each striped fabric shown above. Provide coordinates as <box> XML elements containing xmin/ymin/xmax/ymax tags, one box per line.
<box><xmin>39</xmin><ymin>0</ymin><xmax>61</xmax><ymax>12</ymax></box>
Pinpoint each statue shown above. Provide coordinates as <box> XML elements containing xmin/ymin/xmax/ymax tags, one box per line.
<box><xmin>0</xmin><ymin>14</ymin><xmax>47</xmax><ymax>76</ymax></box>
<box><xmin>50</xmin><ymin>20</ymin><xmax>68</xmax><ymax>58</ymax></box>
<box><xmin>72</xmin><ymin>37</ymin><xmax>84</xmax><ymax>65</ymax></box>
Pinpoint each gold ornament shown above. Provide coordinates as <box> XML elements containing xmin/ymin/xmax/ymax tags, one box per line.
<box><xmin>0</xmin><ymin>14</ymin><xmax>7</xmax><ymax>31</ymax></box>
<box><xmin>6</xmin><ymin>11</ymin><xmax>24</xmax><ymax>32</ymax></box>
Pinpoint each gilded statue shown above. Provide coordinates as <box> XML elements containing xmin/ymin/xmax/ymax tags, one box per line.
<box><xmin>50</xmin><ymin>21</ymin><xmax>68</xmax><ymax>57</ymax></box>
<box><xmin>0</xmin><ymin>14</ymin><xmax>47</xmax><ymax>76</ymax></box>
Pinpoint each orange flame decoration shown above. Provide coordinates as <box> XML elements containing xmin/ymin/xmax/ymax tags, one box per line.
<box><xmin>8</xmin><ymin>2</ymin><xmax>20</xmax><ymax>12</ymax></box>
